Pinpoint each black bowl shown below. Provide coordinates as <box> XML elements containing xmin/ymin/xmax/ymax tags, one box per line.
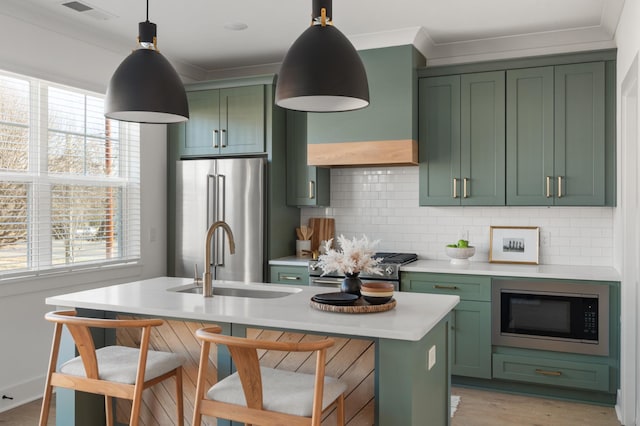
<box><xmin>362</xmin><ymin>295</ymin><xmax>392</xmax><ymax>305</ymax></box>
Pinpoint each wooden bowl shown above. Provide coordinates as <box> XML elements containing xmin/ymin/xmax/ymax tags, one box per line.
<box><xmin>361</xmin><ymin>282</ymin><xmax>395</xmax><ymax>292</ymax></box>
<box><xmin>361</xmin><ymin>289</ymin><xmax>394</xmax><ymax>298</ymax></box>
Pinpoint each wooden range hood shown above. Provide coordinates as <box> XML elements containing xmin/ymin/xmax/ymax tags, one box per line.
<box><xmin>308</xmin><ymin>139</ymin><xmax>418</xmax><ymax>167</ymax></box>
<box><xmin>302</xmin><ymin>45</ymin><xmax>424</xmax><ymax>168</ymax></box>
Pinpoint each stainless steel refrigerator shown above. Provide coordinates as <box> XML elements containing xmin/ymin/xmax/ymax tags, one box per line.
<box><xmin>175</xmin><ymin>157</ymin><xmax>265</xmax><ymax>282</ymax></box>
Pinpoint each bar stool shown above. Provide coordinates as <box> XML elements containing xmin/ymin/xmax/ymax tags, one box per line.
<box><xmin>39</xmin><ymin>310</ymin><xmax>185</xmax><ymax>426</ymax></box>
<box><xmin>192</xmin><ymin>326</ymin><xmax>347</xmax><ymax>426</ymax></box>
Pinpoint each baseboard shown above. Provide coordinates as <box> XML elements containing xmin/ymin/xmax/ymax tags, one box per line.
<box><xmin>0</xmin><ymin>375</ymin><xmax>45</xmax><ymax>413</ymax></box>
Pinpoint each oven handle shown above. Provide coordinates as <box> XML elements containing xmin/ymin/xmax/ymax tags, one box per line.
<box><xmin>310</xmin><ymin>278</ymin><xmax>342</xmax><ymax>286</ymax></box>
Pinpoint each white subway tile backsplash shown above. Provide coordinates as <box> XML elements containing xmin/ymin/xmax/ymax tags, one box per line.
<box><xmin>301</xmin><ymin>167</ymin><xmax>614</xmax><ymax>267</ymax></box>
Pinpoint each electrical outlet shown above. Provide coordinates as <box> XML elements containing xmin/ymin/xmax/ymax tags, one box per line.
<box><xmin>148</xmin><ymin>227</ymin><xmax>157</xmax><ymax>242</ymax></box>
<box><xmin>428</xmin><ymin>345</ymin><xmax>436</xmax><ymax>370</ymax></box>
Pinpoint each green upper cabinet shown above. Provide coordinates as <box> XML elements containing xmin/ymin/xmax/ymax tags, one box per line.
<box><xmin>506</xmin><ymin>67</ymin><xmax>555</xmax><ymax>205</ymax></box>
<box><xmin>180</xmin><ymin>85</ymin><xmax>265</xmax><ymax>157</ymax></box>
<box><xmin>507</xmin><ymin>63</ymin><xmax>606</xmax><ymax>205</ymax></box>
<box><xmin>419</xmin><ymin>71</ymin><xmax>505</xmax><ymax>206</ymax></box>
<box><xmin>286</xmin><ymin>111</ymin><xmax>330</xmax><ymax>207</ymax></box>
<box><xmin>554</xmin><ymin>62</ymin><xmax>605</xmax><ymax>206</ymax></box>
<box><xmin>461</xmin><ymin>72</ymin><xmax>506</xmax><ymax>205</ymax></box>
<box><xmin>421</xmin><ymin>50</ymin><xmax>615</xmax><ymax>207</ymax></box>
<box><xmin>418</xmin><ymin>75</ymin><xmax>461</xmax><ymax>205</ymax></box>
<box><xmin>305</xmin><ymin>45</ymin><xmax>425</xmax><ymax>167</ymax></box>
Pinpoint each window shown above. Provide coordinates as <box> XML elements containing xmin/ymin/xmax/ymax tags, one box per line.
<box><xmin>0</xmin><ymin>70</ymin><xmax>140</xmax><ymax>277</ymax></box>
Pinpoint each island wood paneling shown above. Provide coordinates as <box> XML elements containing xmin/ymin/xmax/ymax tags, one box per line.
<box><xmin>115</xmin><ymin>318</ymin><xmax>375</xmax><ymax>426</ymax></box>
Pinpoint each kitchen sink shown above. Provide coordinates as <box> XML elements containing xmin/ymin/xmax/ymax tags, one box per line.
<box><xmin>167</xmin><ymin>284</ymin><xmax>299</xmax><ymax>299</ymax></box>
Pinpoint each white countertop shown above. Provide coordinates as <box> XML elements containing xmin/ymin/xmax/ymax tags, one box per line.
<box><xmin>46</xmin><ymin>277</ymin><xmax>459</xmax><ymax>342</ymax></box>
<box><xmin>270</xmin><ymin>255</ymin><xmax>620</xmax><ymax>281</ymax></box>
<box><xmin>268</xmin><ymin>256</ymin><xmax>310</xmax><ymax>266</ymax></box>
<box><xmin>401</xmin><ymin>260</ymin><xmax>620</xmax><ymax>282</ymax></box>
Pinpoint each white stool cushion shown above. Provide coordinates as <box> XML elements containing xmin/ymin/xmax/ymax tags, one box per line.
<box><xmin>207</xmin><ymin>366</ymin><xmax>347</xmax><ymax>417</ymax></box>
<box><xmin>59</xmin><ymin>346</ymin><xmax>184</xmax><ymax>385</ymax></box>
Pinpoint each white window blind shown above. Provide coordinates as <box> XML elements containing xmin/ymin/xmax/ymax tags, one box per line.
<box><xmin>0</xmin><ymin>70</ymin><xmax>140</xmax><ymax>278</ymax></box>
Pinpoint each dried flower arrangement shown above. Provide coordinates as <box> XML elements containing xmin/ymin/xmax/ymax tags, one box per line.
<box><xmin>317</xmin><ymin>234</ymin><xmax>383</xmax><ymax>276</ymax></box>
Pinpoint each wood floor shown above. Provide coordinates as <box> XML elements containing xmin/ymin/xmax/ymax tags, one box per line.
<box><xmin>0</xmin><ymin>387</ymin><xmax>622</xmax><ymax>425</ymax></box>
<box><xmin>0</xmin><ymin>396</ymin><xmax>54</xmax><ymax>425</ymax></box>
<box><xmin>451</xmin><ymin>386</ymin><xmax>621</xmax><ymax>426</ymax></box>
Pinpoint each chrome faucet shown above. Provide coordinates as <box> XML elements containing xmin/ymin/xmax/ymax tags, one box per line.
<box><xmin>203</xmin><ymin>221</ymin><xmax>236</xmax><ymax>297</ymax></box>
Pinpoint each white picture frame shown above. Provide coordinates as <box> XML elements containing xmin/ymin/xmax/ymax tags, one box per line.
<box><xmin>489</xmin><ymin>226</ymin><xmax>540</xmax><ymax>265</ymax></box>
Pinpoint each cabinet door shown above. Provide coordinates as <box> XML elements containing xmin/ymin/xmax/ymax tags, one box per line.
<box><xmin>452</xmin><ymin>301</ymin><xmax>492</xmax><ymax>378</ymax></box>
<box><xmin>554</xmin><ymin>62</ymin><xmax>605</xmax><ymax>206</ymax></box>
<box><xmin>286</xmin><ymin>111</ymin><xmax>330</xmax><ymax>207</ymax></box>
<box><xmin>183</xmin><ymin>89</ymin><xmax>221</xmax><ymax>156</ymax></box>
<box><xmin>220</xmin><ymin>85</ymin><xmax>265</xmax><ymax>155</ymax></box>
<box><xmin>506</xmin><ymin>67</ymin><xmax>555</xmax><ymax>205</ymax></box>
<box><xmin>418</xmin><ymin>75</ymin><xmax>461</xmax><ymax>206</ymax></box>
<box><xmin>461</xmin><ymin>71</ymin><xmax>505</xmax><ymax>205</ymax></box>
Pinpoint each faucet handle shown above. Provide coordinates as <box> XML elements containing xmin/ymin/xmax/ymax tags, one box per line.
<box><xmin>194</xmin><ymin>264</ymin><xmax>203</xmax><ymax>285</ymax></box>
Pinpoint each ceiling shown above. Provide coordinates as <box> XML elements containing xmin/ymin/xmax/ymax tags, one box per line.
<box><xmin>2</xmin><ymin>0</ymin><xmax>624</xmax><ymax>81</ymax></box>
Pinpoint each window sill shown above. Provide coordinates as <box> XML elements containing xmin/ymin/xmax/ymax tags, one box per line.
<box><xmin>0</xmin><ymin>261</ymin><xmax>144</xmax><ymax>298</ymax></box>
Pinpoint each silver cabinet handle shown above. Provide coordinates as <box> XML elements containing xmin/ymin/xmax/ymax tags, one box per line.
<box><xmin>308</xmin><ymin>181</ymin><xmax>315</xmax><ymax>199</ymax></box>
<box><xmin>281</xmin><ymin>275</ymin><xmax>301</xmax><ymax>281</ymax></box>
<box><xmin>453</xmin><ymin>178</ymin><xmax>458</xmax><ymax>198</ymax></box>
<box><xmin>546</xmin><ymin>176</ymin><xmax>552</xmax><ymax>198</ymax></box>
<box><xmin>463</xmin><ymin>178</ymin><xmax>469</xmax><ymax>198</ymax></box>
<box><xmin>221</xmin><ymin>129</ymin><xmax>227</xmax><ymax>148</ymax></box>
<box><xmin>213</xmin><ymin>130</ymin><xmax>219</xmax><ymax>148</ymax></box>
<box><xmin>557</xmin><ymin>176</ymin><xmax>563</xmax><ymax>198</ymax></box>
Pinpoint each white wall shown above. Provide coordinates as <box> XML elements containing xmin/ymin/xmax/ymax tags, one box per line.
<box><xmin>614</xmin><ymin>1</ymin><xmax>640</xmax><ymax>424</ymax></box>
<box><xmin>0</xmin><ymin>13</ymin><xmax>168</xmax><ymax>411</ymax></box>
<box><xmin>301</xmin><ymin>167</ymin><xmax>614</xmax><ymax>266</ymax></box>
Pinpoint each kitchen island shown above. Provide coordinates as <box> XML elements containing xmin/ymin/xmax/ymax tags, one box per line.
<box><xmin>46</xmin><ymin>277</ymin><xmax>459</xmax><ymax>426</ymax></box>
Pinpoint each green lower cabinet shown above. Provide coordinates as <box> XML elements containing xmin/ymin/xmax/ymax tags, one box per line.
<box><xmin>451</xmin><ymin>301</ymin><xmax>492</xmax><ymax>378</ymax></box>
<box><xmin>402</xmin><ymin>272</ymin><xmax>491</xmax><ymax>379</ymax></box>
<box><xmin>269</xmin><ymin>265</ymin><xmax>309</xmax><ymax>285</ymax></box>
<box><xmin>493</xmin><ymin>352</ymin><xmax>610</xmax><ymax>392</ymax></box>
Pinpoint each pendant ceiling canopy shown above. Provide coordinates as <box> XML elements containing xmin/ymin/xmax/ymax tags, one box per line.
<box><xmin>275</xmin><ymin>0</ymin><xmax>370</xmax><ymax>113</ymax></box>
<box><xmin>105</xmin><ymin>0</ymin><xmax>189</xmax><ymax>124</ymax></box>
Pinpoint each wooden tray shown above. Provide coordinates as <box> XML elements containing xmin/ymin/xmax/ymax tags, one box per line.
<box><xmin>310</xmin><ymin>298</ymin><xmax>396</xmax><ymax>314</ymax></box>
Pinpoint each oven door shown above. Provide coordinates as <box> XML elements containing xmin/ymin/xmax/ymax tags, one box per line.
<box><xmin>310</xmin><ymin>276</ymin><xmax>399</xmax><ymax>291</ymax></box>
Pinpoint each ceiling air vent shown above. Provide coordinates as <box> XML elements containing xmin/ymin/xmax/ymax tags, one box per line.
<box><xmin>61</xmin><ymin>1</ymin><xmax>116</xmax><ymax>20</ymax></box>
<box><xmin>62</xmin><ymin>1</ymin><xmax>91</xmax><ymax>12</ymax></box>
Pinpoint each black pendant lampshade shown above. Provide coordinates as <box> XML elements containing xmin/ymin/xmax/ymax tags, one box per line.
<box><xmin>105</xmin><ymin>1</ymin><xmax>188</xmax><ymax>124</ymax></box>
<box><xmin>275</xmin><ymin>0</ymin><xmax>369</xmax><ymax>112</ymax></box>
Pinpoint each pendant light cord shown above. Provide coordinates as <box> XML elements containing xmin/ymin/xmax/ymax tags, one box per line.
<box><xmin>146</xmin><ymin>0</ymin><xmax>149</xmax><ymax>22</ymax></box>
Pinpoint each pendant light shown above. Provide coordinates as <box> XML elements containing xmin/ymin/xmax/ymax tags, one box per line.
<box><xmin>275</xmin><ymin>0</ymin><xmax>369</xmax><ymax>112</ymax></box>
<box><xmin>105</xmin><ymin>0</ymin><xmax>189</xmax><ymax>123</ymax></box>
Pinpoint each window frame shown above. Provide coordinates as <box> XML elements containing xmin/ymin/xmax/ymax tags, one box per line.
<box><xmin>0</xmin><ymin>70</ymin><xmax>141</xmax><ymax>282</ymax></box>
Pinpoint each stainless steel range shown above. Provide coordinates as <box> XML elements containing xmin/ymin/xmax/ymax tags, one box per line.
<box><xmin>308</xmin><ymin>252</ymin><xmax>418</xmax><ymax>290</ymax></box>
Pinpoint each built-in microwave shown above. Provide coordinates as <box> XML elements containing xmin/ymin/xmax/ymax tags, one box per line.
<box><xmin>492</xmin><ymin>279</ymin><xmax>609</xmax><ymax>356</ymax></box>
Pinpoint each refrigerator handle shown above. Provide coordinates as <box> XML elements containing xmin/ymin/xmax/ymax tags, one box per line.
<box><xmin>207</xmin><ymin>174</ymin><xmax>217</xmax><ymax>270</ymax></box>
<box><xmin>207</xmin><ymin>174</ymin><xmax>217</xmax><ymax>224</ymax></box>
<box><xmin>216</xmin><ymin>174</ymin><xmax>227</xmax><ymax>266</ymax></box>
